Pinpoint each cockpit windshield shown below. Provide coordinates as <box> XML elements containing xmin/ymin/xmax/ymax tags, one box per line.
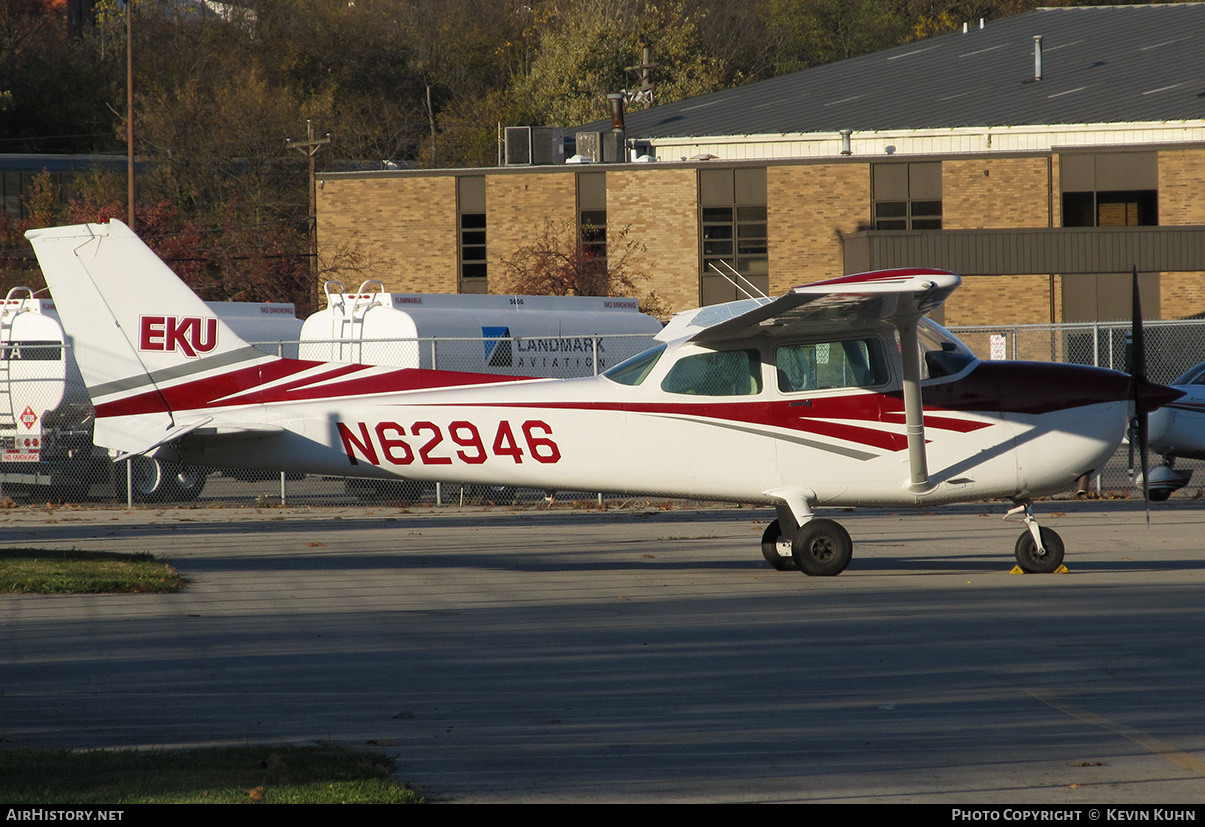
<box><xmin>603</xmin><ymin>343</ymin><xmax>666</xmax><ymax>386</ymax></box>
<box><xmin>916</xmin><ymin>318</ymin><xmax>978</xmax><ymax>379</ymax></box>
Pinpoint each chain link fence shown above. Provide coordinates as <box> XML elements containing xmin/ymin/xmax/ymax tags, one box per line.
<box><xmin>949</xmin><ymin>318</ymin><xmax>1205</xmax><ymax>385</ymax></box>
<box><xmin>3</xmin><ymin>324</ymin><xmax>1199</xmax><ymax>506</ymax></box>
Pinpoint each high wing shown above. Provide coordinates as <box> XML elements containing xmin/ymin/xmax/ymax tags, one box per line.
<box><xmin>687</xmin><ymin>269</ymin><xmax>961</xmax><ymax>345</ymax></box>
<box><xmin>684</xmin><ymin>268</ymin><xmax>961</xmax><ymax>495</ymax></box>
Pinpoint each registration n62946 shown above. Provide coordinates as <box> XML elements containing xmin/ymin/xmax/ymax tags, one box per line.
<box><xmin>337</xmin><ymin>419</ymin><xmax>561</xmax><ymax>467</ymax></box>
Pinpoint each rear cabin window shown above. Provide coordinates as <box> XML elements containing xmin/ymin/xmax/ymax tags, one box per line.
<box><xmin>775</xmin><ymin>338</ymin><xmax>888</xmax><ymax>392</ymax></box>
<box><xmin>661</xmin><ymin>349</ymin><xmax>763</xmax><ymax>396</ymax></box>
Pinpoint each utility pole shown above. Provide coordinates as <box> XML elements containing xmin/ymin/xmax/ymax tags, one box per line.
<box><xmin>126</xmin><ymin>0</ymin><xmax>135</xmax><ymax>231</ymax></box>
<box><xmin>625</xmin><ymin>45</ymin><xmax>656</xmax><ymax>109</ymax></box>
<box><xmin>287</xmin><ymin>120</ymin><xmax>331</xmax><ymax>306</ymax></box>
<box><xmin>639</xmin><ymin>45</ymin><xmax>654</xmax><ymax>109</ymax></box>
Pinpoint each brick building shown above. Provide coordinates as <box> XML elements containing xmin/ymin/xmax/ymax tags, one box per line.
<box><xmin>317</xmin><ymin>4</ymin><xmax>1205</xmax><ymax>325</ymax></box>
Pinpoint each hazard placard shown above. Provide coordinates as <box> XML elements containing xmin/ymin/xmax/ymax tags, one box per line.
<box><xmin>19</xmin><ymin>406</ymin><xmax>37</xmax><ymax>430</ymax></box>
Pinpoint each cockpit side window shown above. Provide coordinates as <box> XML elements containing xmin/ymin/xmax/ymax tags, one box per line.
<box><xmin>775</xmin><ymin>338</ymin><xmax>888</xmax><ymax>392</ymax></box>
<box><xmin>661</xmin><ymin>349</ymin><xmax>763</xmax><ymax>396</ymax></box>
<box><xmin>603</xmin><ymin>343</ymin><xmax>666</xmax><ymax>386</ymax></box>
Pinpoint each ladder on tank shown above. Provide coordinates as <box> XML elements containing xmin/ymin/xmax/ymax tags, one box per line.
<box><xmin>322</xmin><ymin>279</ymin><xmax>387</xmax><ymax>363</ymax></box>
<box><xmin>0</xmin><ymin>287</ymin><xmax>37</xmax><ymax>445</ymax></box>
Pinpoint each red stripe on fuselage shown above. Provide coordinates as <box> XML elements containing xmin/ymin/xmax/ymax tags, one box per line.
<box><xmin>93</xmin><ymin>359</ymin><xmax>531</xmax><ymax>418</ymax></box>
<box><xmin>92</xmin><ymin>359</ymin><xmax>1135</xmax><ymax>454</ymax></box>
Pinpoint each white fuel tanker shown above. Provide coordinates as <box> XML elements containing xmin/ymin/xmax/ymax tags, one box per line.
<box><xmin>0</xmin><ymin>288</ymin><xmax>302</xmax><ymax>500</ymax></box>
<box><xmin>299</xmin><ymin>281</ymin><xmax>662</xmax><ymax>377</ymax></box>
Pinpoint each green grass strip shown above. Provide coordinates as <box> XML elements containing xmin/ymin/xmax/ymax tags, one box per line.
<box><xmin>0</xmin><ymin>548</ymin><xmax>186</xmax><ymax>594</ymax></box>
<box><xmin>0</xmin><ymin>745</ymin><xmax>422</xmax><ymax>804</ymax></box>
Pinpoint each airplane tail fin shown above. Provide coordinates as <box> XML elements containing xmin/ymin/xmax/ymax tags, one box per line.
<box><xmin>25</xmin><ymin>220</ymin><xmax>276</xmax><ymax>456</ymax></box>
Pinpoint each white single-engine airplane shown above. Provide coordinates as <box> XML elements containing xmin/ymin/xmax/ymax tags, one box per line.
<box><xmin>25</xmin><ymin>220</ymin><xmax>1181</xmax><ymax>575</ymax></box>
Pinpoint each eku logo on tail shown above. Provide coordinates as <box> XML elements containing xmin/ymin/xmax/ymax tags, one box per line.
<box><xmin>139</xmin><ymin>315</ymin><xmax>218</xmax><ymax>358</ymax></box>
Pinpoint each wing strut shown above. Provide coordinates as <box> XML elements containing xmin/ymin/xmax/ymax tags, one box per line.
<box><xmin>896</xmin><ymin>316</ymin><xmax>934</xmax><ymax>495</ymax></box>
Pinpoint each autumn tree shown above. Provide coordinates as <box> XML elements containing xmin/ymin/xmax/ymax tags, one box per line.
<box><xmin>0</xmin><ymin>0</ymin><xmax>121</xmax><ymax>153</ymax></box>
<box><xmin>499</xmin><ymin>218</ymin><xmax>669</xmax><ymax>318</ymax></box>
<box><xmin>511</xmin><ymin>0</ymin><xmax>724</xmax><ymax>128</ymax></box>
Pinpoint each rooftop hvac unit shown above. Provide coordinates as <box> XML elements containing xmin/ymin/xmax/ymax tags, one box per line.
<box><xmin>600</xmin><ymin>132</ymin><xmax>624</xmax><ymax>163</ymax></box>
<box><xmin>575</xmin><ymin>132</ymin><xmax>601</xmax><ymax>163</ymax></box>
<box><xmin>572</xmin><ymin>131</ymin><xmax>625</xmax><ymax>163</ymax></box>
<box><xmin>504</xmin><ymin>126</ymin><xmax>564</xmax><ymax>166</ymax></box>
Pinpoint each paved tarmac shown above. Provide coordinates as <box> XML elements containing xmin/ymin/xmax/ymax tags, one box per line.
<box><xmin>3</xmin><ymin>498</ymin><xmax>1205</xmax><ymax>803</ymax></box>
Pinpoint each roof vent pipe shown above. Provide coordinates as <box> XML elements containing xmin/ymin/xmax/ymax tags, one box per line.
<box><xmin>607</xmin><ymin>93</ymin><xmax>626</xmax><ymax>132</ymax></box>
<box><xmin>962</xmin><ymin>21</ymin><xmax>967</xmax><ymax>33</ymax></box>
<box><xmin>1033</xmin><ymin>35</ymin><xmax>1043</xmax><ymax>81</ymax></box>
<box><xmin>839</xmin><ymin>129</ymin><xmax>852</xmax><ymax>155</ymax></box>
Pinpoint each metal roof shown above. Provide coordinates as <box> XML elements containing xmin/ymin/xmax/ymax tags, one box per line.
<box><xmin>574</xmin><ymin>4</ymin><xmax>1205</xmax><ymax>138</ymax></box>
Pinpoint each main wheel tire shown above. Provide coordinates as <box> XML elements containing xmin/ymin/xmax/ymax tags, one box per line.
<box><xmin>1149</xmin><ymin>489</ymin><xmax>1171</xmax><ymax>502</ymax></box>
<box><xmin>163</xmin><ymin>464</ymin><xmax>208</xmax><ymax>501</ymax></box>
<box><xmin>792</xmin><ymin>518</ymin><xmax>853</xmax><ymax>576</ymax></box>
<box><xmin>115</xmin><ymin>456</ymin><xmax>167</xmax><ymax>502</ymax></box>
<box><xmin>760</xmin><ymin>519</ymin><xmax>797</xmax><ymax>571</ymax></box>
<box><xmin>1014</xmin><ymin>526</ymin><xmax>1065</xmax><ymax>573</ymax></box>
<box><xmin>113</xmin><ymin>458</ymin><xmax>207</xmax><ymax>502</ymax></box>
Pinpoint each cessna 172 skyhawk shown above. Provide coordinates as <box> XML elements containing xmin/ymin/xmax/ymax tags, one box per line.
<box><xmin>25</xmin><ymin>220</ymin><xmax>1180</xmax><ymax>576</ymax></box>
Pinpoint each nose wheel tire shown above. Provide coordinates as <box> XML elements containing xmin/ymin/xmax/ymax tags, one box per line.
<box><xmin>792</xmin><ymin>518</ymin><xmax>853</xmax><ymax>576</ymax></box>
<box><xmin>760</xmin><ymin>519</ymin><xmax>797</xmax><ymax>571</ymax></box>
<box><xmin>1014</xmin><ymin>526</ymin><xmax>1065</xmax><ymax>573</ymax></box>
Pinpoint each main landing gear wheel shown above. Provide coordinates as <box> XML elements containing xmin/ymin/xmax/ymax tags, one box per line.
<box><xmin>115</xmin><ymin>456</ymin><xmax>167</xmax><ymax>502</ymax></box>
<box><xmin>114</xmin><ymin>457</ymin><xmax>208</xmax><ymax>502</ymax></box>
<box><xmin>1014</xmin><ymin>526</ymin><xmax>1065</xmax><ymax>574</ymax></box>
<box><xmin>792</xmin><ymin>518</ymin><xmax>853</xmax><ymax>577</ymax></box>
<box><xmin>760</xmin><ymin>519</ymin><xmax>797</xmax><ymax>571</ymax></box>
<box><xmin>166</xmin><ymin>465</ymin><xmax>207</xmax><ymax>501</ymax></box>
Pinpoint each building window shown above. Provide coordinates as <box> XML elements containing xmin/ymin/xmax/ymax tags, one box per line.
<box><xmin>1060</xmin><ymin>152</ymin><xmax>1158</xmax><ymax>227</ymax></box>
<box><xmin>1059</xmin><ymin>152</ymin><xmax>1160</xmax><ymax>323</ymax></box>
<box><xmin>458</xmin><ymin>176</ymin><xmax>487</xmax><ymax>293</ymax></box>
<box><xmin>699</xmin><ymin>167</ymin><xmax>768</xmax><ymax>305</ymax></box>
<box><xmin>578</xmin><ymin>172</ymin><xmax>606</xmax><ymax>268</ymax></box>
<box><xmin>872</xmin><ymin>162</ymin><xmax>942</xmax><ymax>230</ymax></box>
